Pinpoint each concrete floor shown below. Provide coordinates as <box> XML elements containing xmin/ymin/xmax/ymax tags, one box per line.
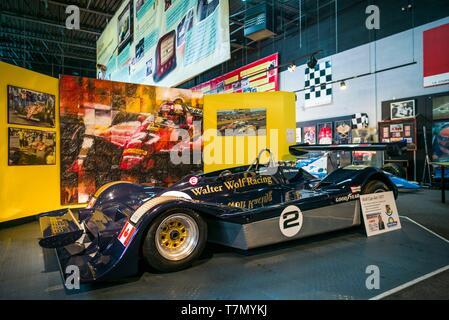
<box><xmin>0</xmin><ymin>189</ymin><xmax>448</xmax><ymax>300</ymax></box>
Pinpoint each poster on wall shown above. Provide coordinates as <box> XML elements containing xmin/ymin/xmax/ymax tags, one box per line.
<box><xmin>303</xmin><ymin>126</ymin><xmax>316</xmax><ymax>145</ymax></box>
<box><xmin>304</xmin><ymin>60</ymin><xmax>332</xmax><ymax>108</ymax></box>
<box><xmin>191</xmin><ymin>53</ymin><xmax>279</xmax><ymax>94</ymax></box>
<box><xmin>433</xmin><ymin>95</ymin><xmax>449</xmax><ymax>120</ymax></box>
<box><xmin>8</xmin><ymin>127</ymin><xmax>56</xmax><ymax>166</ymax></box>
<box><xmin>423</xmin><ymin>23</ymin><xmax>449</xmax><ymax>87</ymax></box>
<box><xmin>360</xmin><ymin>191</ymin><xmax>402</xmax><ymax>237</ymax></box>
<box><xmin>317</xmin><ymin>122</ymin><xmax>333</xmax><ymax>145</ymax></box>
<box><xmin>390</xmin><ymin>100</ymin><xmax>415</xmax><ymax>120</ymax></box>
<box><xmin>59</xmin><ymin>75</ymin><xmax>204</xmax><ymax>205</ymax></box>
<box><xmin>432</xmin><ymin>121</ymin><xmax>449</xmax><ymax>163</ymax></box>
<box><xmin>334</xmin><ymin>120</ymin><xmax>352</xmax><ymax>144</ymax></box>
<box><xmin>217</xmin><ymin>108</ymin><xmax>266</xmax><ymax>136</ymax></box>
<box><xmin>96</xmin><ymin>0</ymin><xmax>230</xmax><ymax>87</ymax></box>
<box><xmin>7</xmin><ymin>85</ymin><xmax>55</xmax><ymax>128</ymax></box>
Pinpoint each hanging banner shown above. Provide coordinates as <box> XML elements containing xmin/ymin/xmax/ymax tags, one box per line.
<box><xmin>191</xmin><ymin>53</ymin><xmax>279</xmax><ymax>94</ymax></box>
<box><xmin>360</xmin><ymin>191</ymin><xmax>402</xmax><ymax>237</ymax></box>
<box><xmin>423</xmin><ymin>23</ymin><xmax>449</xmax><ymax>87</ymax></box>
<box><xmin>96</xmin><ymin>0</ymin><xmax>230</xmax><ymax>87</ymax></box>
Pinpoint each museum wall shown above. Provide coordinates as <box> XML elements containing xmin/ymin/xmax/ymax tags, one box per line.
<box><xmin>280</xmin><ymin>16</ymin><xmax>449</xmax><ymax>126</ymax></box>
<box><xmin>203</xmin><ymin>92</ymin><xmax>296</xmax><ymax>173</ymax></box>
<box><xmin>0</xmin><ymin>62</ymin><xmax>65</xmax><ymax>223</ymax></box>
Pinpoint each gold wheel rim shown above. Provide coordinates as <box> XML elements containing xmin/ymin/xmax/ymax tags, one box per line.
<box><xmin>155</xmin><ymin>213</ymin><xmax>199</xmax><ymax>261</ymax></box>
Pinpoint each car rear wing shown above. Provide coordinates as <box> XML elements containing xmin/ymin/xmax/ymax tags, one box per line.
<box><xmin>289</xmin><ymin>141</ymin><xmax>407</xmax><ymax>157</ymax></box>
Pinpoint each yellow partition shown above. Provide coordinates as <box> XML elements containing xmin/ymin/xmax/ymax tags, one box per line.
<box><xmin>0</xmin><ymin>62</ymin><xmax>65</xmax><ymax>223</ymax></box>
<box><xmin>203</xmin><ymin>92</ymin><xmax>297</xmax><ymax>173</ymax></box>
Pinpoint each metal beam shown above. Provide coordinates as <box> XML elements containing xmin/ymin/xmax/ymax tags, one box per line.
<box><xmin>1</xmin><ymin>11</ymin><xmax>102</xmax><ymax>36</ymax></box>
<box><xmin>0</xmin><ymin>56</ymin><xmax>95</xmax><ymax>72</ymax></box>
<box><xmin>0</xmin><ymin>30</ymin><xmax>96</xmax><ymax>50</ymax></box>
<box><xmin>44</xmin><ymin>0</ymin><xmax>114</xmax><ymax>18</ymax></box>
<box><xmin>0</xmin><ymin>45</ymin><xmax>96</xmax><ymax>62</ymax></box>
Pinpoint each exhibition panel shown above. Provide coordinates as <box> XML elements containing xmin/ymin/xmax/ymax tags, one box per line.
<box><xmin>1</xmin><ymin>0</ymin><xmax>449</xmax><ymax>305</ymax></box>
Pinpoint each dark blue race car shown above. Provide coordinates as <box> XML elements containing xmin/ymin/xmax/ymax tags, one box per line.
<box><xmin>38</xmin><ymin>143</ymin><xmax>405</xmax><ymax>282</ymax></box>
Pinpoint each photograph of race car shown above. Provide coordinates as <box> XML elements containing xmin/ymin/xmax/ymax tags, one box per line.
<box><xmin>217</xmin><ymin>108</ymin><xmax>266</xmax><ymax>136</ymax></box>
<box><xmin>7</xmin><ymin>85</ymin><xmax>55</xmax><ymax>128</ymax></box>
<box><xmin>38</xmin><ymin>142</ymin><xmax>405</xmax><ymax>283</ymax></box>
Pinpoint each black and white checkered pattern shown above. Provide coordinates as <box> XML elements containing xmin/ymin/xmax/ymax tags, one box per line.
<box><xmin>352</xmin><ymin>113</ymin><xmax>369</xmax><ymax>129</ymax></box>
<box><xmin>304</xmin><ymin>60</ymin><xmax>332</xmax><ymax>108</ymax></box>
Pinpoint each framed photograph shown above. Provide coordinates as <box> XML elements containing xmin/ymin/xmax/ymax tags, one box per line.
<box><xmin>217</xmin><ymin>108</ymin><xmax>266</xmax><ymax>136</ymax></box>
<box><xmin>303</xmin><ymin>126</ymin><xmax>316</xmax><ymax>145</ymax></box>
<box><xmin>8</xmin><ymin>127</ymin><xmax>56</xmax><ymax>166</ymax></box>
<box><xmin>390</xmin><ymin>124</ymin><xmax>404</xmax><ymax>133</ymax></box>
<box><xmin>7</xmin><ymin>85</ymin><xmax>55</xmax><ymax>128</ymax></box>
<box><xmin>432</xmin><ymin>95</ymin><xmax>449</xmax><ymax>121</ymax></box>
<box><xmin>317</xmin><ymin>122</ymin><xmax>333</xmax><ymax>145</ymax></box>
<box><xmin>390</xmin><ymin>100</ymin><xmax>415</xmax><ymax>120</ymax></box>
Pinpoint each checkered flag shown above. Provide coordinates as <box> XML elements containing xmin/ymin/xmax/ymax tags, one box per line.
<box><xmin>352</xmin><ymin>113</ymin><xmax>369</xmax><ymax>129</ymax></box>
<box><xmin>304</xmin><ymin>60</ymin><xmax>332</xmax><ymax>108</ymax></box>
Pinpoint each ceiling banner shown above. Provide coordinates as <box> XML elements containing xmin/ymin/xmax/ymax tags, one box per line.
<box><xmin>96</xmin><ymin>0</ymin><xmax>230</xmax><ymax>87</ymax></box>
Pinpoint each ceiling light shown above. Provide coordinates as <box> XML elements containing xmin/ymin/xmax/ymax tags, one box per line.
<box><xmin>307</xmin><ymin>55</ymin><xmax>317</xmax><ymax>69</ymax></box>
<box><xmin>288</xmin><ymin>63</ymin><xmax>297</xmax><ymax>73</ymax></box>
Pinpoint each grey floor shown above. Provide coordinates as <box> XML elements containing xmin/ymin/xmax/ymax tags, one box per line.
<box><xmin>0</xmin><ymin>189</ymin><xmax>448</xmax><ymax>300</ymax></box>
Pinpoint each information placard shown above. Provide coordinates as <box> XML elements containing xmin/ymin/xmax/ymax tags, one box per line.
<box><xmin>360</xmin><ymin>191</ymin><xmax>402</xmax><ymax>237</ymax></box>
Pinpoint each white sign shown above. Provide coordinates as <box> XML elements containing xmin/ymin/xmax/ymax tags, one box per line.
<box><xmin>279</xmin><ymin>205</ymin><xmax>303</xmax><ymax>238</ymax></box>
<box><xmin>360</xmin><ymin>191</ymin><xmax>402</xmax><ymax>237</ymax></box>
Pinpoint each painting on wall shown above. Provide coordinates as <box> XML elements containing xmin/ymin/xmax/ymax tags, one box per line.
<box><xmin>432</xmin><ymin>121</ymin><xmax>449</xmax><ymax>163</ymax></box>
<box><xmin>317</xmin><ymin>122</ymin><xmax>333</xmax><ymax>145</ymax></box>
<box><xmin>7</xmin><ymin>85</ymin><xmax>56</xmax><ymax>128</ymax></box>
<box><xmin>334</xmin><ymin>120</ymin><xmax>352</xmax><ymax>144</ymax></box>
<box><xmin>217</xmin><ymin>108</ymin><xmax>266</xmax><ymax>136</ymax></box>
<box><xmin>8</xmin><ymin>127</ymin><xmax>56</xmax><ymax>166</ymax></box>
<box><xmin>59</xmin><ymin>75</ymin><xmax>203</xmax><ymax>205</ymax></box>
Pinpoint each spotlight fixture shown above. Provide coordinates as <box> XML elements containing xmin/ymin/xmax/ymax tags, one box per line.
<box><xmin>288</xmin><ymin>63</ymin><xmax>297</xmax><ymax>73</ymax></box>
<box><xmin>340</xmin><ymin>81</ymin><xmax>347</xmax><ymax>90</ymax></box>
<box><xmin>307</xmin><ymin>55</ymin><xmax>318</xmax><ymax>69</ymax></box>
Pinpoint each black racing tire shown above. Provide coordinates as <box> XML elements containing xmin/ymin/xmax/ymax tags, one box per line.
<box><xmin>142</xmin><ymin>208</ymin><xmax>207</xmax><ymax>273</ymax></box>
<box><xmin>362</xmin><ymin>180</ymin><xmax>390</xmax><ymax>194</ymax></box>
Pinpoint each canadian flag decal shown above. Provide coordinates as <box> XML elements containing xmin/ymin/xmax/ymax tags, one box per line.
<box><xmin>118</xmin><ymin>222</ymin><xmax>136</xmax><ymax>247</ymax></box>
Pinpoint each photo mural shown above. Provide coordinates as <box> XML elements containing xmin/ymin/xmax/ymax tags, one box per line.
<box><xmin>59</xmin><ymin>75</ymin><xmax>203</xmax><ymax>205</ymax></box>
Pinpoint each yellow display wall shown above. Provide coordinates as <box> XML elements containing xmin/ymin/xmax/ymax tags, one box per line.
<box><xmin>203</xmin><ymin>92</ymin><xmax>297</xmax><ymax>173</ymax></box>
<box><xmin>0</xmin><ymin>62</ymin><xmax>65</xmax><ymax>223</ymax></box>
<box><xmin>0</xmin><ymin>62</ymin><xmax>296</xmax><ymax>223</ymax></box>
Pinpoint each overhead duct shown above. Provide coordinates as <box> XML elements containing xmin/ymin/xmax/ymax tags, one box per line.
<box><xmin>244</xmin><ymin>3</ymin><xmax>276</xmax><ymax>42</ymax></box>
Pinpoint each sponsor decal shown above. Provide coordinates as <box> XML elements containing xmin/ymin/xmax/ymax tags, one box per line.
<box><xmin>118</xmin><ymin>221</ymin><xmax>136</xmax><ymax>247</ymax></box>
<box><xmin>189</xmin><ymin>176</ymin><xmax>199</xmax><ymax>186</ymax></box>
<box><xmin>335</xmin><ymin>193</ymin><xmax>360</xmax><ymax>203</ymax></box>
<box><xmin>227</xmin><ymin>191</ymin><xmax>273</xmax><ymax>209</ymax></box>
<box><xmin>279</xmin><ymin>205</ymin><xmax>303</xmax><ymax>238</ymax></box>
<box><xmin>351</xmin><ymin>186</ymin><xmax>362</xmax><ymax>194</ymax></box>
<box><xmin>190</xmin><ymin>176</ymin><xmax>274</xmax><ymax>196</ymax></box>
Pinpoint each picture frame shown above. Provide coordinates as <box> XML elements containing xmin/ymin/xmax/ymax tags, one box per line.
<box><xmin>8</xmin><ymin>127</ymin><xmax>56</xmax><ymax>166</ymax></box>
<box><xmin>7</xmin><ymin>85</ymin><xmax>56</xmax><ymax>128</ymax></box>
<box><xmin>390</xmin><ymin>100</ymin><xmax>415</xmax><ymax>120</ymax></box>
